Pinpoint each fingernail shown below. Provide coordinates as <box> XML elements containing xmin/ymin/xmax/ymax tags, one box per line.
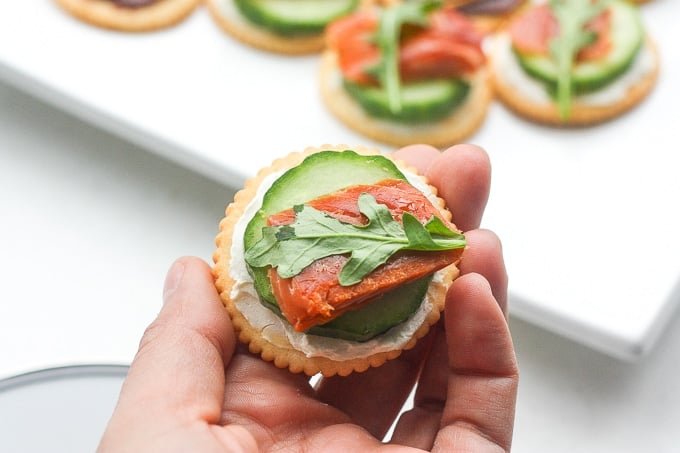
<box><xmin>163</xmin><ymin>259</ymin><xmax>186</xmax><ymax>301</ymax></box>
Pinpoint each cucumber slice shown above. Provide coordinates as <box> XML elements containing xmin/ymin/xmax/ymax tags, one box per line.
<box><xmin>307</xmin><ymin>277</ymin><xmax>431</xmax><ymax>342</ymax></box>
<box><xmin>516</xmin><ymin>1</ymin><xmax>644</xmax><ymax>94</ymax></box>
<box><xmin>257</xmin><ymin>276</ymin><xmax>431</xmax><ymax>342</ymax></box>
<box><xmin>343</xmin><ymin>79</ymin><xmax>470</xmax><ymax>124</ymax></box>
<box><xmin>234</xmin><ymin>0</ymin><xmax>359</xmax><ymax>36</ymax></box>
<box><xmin>244</xmin><ymin>150</ymin><xmax>430</xmax><ymax>341</ymax></box>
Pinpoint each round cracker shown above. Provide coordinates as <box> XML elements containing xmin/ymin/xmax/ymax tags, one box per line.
<box><xmin>212</xmin><ymin>145</ymin><xmax>460</xmax><ymax>377</ymax></box>
<box><xmin>54</xmin><ymin>0</ymin><xmax>201</xmax><ymax>32</ymax></box>
<box><xmin>489</xmin><ymin>35</ymin><xmax>660</xmax><ymax>126</ymax></box>
<box><xmin>319</xmin><ymin>51</ymin><xmax>492</xmax><ymax>148</ymax></box>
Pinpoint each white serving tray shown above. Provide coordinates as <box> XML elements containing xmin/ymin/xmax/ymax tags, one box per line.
<box><xmin>2</xmin><ymin>1</ymin><xmax>678</xmax><ymax>361</ymax></box>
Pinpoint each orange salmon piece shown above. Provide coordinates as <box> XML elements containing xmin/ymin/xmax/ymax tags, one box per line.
<box><xmin>326</xmin><ymin>8</ymin><xmax>485</xmax><ymax>86</ymax></box>
<box><xmin>266</xmin><ymin>179</ymin><xmax>462</xmax><ymax>332</ymax></box>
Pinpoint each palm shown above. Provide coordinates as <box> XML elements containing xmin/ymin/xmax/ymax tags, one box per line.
<box><xmin>219</xmin><ymin>353</ymin><xmax>372</xmax><ymax>451</ymax></box>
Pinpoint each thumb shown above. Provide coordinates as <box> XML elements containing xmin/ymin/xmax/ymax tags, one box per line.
<box><xmin>102</xmin><ymin>257</ymin><xmax>235</xmax><ymax>442</ymax></box>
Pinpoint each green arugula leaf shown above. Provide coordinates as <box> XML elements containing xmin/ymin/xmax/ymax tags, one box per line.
<box><xmin>369</xmin><ymin>0</ymin><xmax>442</xmax><ymax>113</ymax></box>
<box><xmin>549</xmin><ymin>0</ymin><xmax>610</xmax><ymax>119</ymax></box>
<box><xmin>245</xmin><ymin>192</ymin><xmax>466</xmax><ymax>286</ymax></box>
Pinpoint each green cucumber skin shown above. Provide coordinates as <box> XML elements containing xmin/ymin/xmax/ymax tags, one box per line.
<box><xmin>307</xmin><ymin>277</ymin><xmax>432</xmax><ymax>342</ymax></box>
<box><xmin>344</xmin><ymin>79</ymin><xmax>471</xmax><ymax>124</ymax></box>
<box><xmin>234</xmin><ymin>0</ymin><xmax>359</xmax><ymax>36</ymax></box>
<box><xmin>516</xmin><ymin>1</ymin><xmax>643</xmax><ymax>94</ymax></box>
<box><xmin>244</xmin><ymin>150</ymin><xmax>430</xmax><ymax>342</ymax></box>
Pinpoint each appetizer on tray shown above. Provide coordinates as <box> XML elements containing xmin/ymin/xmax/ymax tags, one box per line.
<box><xmin>319</xmin><ymin>0</ymin><xmax>492</xmax><ymax>147</ymax></box>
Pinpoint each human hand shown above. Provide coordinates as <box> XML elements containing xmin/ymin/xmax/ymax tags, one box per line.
<box><xmin>98</xmin><ymin>144</ymin><xmax>518</xmax><ymax>452</ymax></box>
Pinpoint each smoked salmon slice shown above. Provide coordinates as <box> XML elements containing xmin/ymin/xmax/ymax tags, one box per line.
<box><xmin>326</xmin><ymin>7</ymin><xmax>485</xmax><ymax>86</ymax></box>
<box><xmin>266</xmin><ymin>179</ymin><xmax>463</xmax><ymax>332</ymax></box>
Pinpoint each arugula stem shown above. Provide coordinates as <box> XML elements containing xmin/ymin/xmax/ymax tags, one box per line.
<box><xmin>372</xmin><ymin>0</ymin><xmax>441</xmax><ymax>114</ymax></box>
<box><xmin>381</xmin><ymin>7</ymin><xmax>403</xmax><ymax>113</ymax></box>
<box><xmin>549</xmin><ymin>0</ymin><xmax>610</xmax><ymax>119</ymax></box>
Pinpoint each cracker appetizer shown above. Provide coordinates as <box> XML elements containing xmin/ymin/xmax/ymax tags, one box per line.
<box><xmin>54</xmin><ymin>0</ymin><xmax>201</xmax><ymax>32</ymax></box>
<box><xmin>489</xmin><ymin>0</ymin><xmax>659</xmax><ymax>125</ymax></box>
<box><xmin>319</xmin><ymin>0</ymin><xmax>492</xmax><ymax>148</ymax></box>
<box><xmin>205</xmin><ymin>0</ymin><xmax>371</xmax><ymax>54</ymax></box>
<box><xmin>213</xmin><ymin>146</ymin><xmax>466</xmax><ymax>377</ymax></box>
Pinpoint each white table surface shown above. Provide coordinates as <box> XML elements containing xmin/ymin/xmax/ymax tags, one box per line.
<box><xmin>2</xmin><ymin>76</ymin><xmax>680</xmax><ymax>452</ymax></box>
<box><xmin>2</xmin><ymin>1</ymin><xmax>679</xmax><ymax>362</ymax></box>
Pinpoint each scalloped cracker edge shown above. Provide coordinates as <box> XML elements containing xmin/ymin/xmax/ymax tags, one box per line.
<box><xmin>212</xmin><ymin>145</ymin><xmax>460</xmax><ymax>377</ymax></box>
